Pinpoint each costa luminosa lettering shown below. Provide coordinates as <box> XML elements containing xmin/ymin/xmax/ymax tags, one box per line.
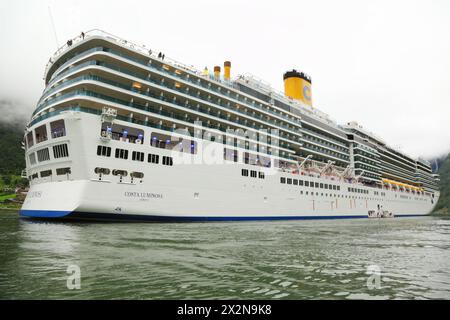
<box><xmin>124</xmin><ymin>192</ymin><xmax>163</xmax><ymax>199</ymax></box>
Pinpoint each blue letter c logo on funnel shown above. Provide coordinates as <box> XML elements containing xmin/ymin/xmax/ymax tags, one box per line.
<box><xmin>303</xmin><ymin>85</ymin><xmax>311</xmax><ymax>101</ymax></box>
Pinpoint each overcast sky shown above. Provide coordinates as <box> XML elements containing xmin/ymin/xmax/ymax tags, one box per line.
<box><xmin>1</xmin><ymin>0</ymin><xmax>449</xmax><ymax>159</ymax></box>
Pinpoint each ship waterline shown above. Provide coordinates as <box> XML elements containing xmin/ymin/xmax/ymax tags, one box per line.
<box><xmin>20</xmin><ymin>29</ymin><xmax>439</xmax><ymax>221</ymax></box>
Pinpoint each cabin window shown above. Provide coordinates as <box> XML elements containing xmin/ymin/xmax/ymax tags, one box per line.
<box><xmin>132</xmin><ymin>151</ymin><xmax>145</xmax><ymax>162</ymax></box>
<box><xmin>250</xmin><ymin>170</ymin><xmax>257</xmax><ymax>178</ymax></box>
<box><xmin>258</xmin><ymin>172</ymin><xmax>265</xmax><ymax>179</ymax></box>
<box><xmin>244</xmin><ymin>153</ymin><xmax>271</xmax><ymax>167</ymax></box>
<box><xmin>50</xmin><ymin>119</ymin><xmax>66</xmax><ymax>138</ymax></box>
<box><xmin>162</xmin><ymin>156</ymin><xmax>173</xmax><ymax>166</ymax></box>
<box><xmin>172</xmin><ymin>138</ymin><xmax>197</xmax><ymax>154</ymax></box>
<box><xmin>53</xmin><ymin>144</ymin><xmax>69</xmax><ymax>159</ymax></box>
<box><xmin>258</xmin><ymin>155</ymin><xmax>271</xmax><ymax>168</ymax></box>
<box><xmin>224</xmin><ymin>148</ymin><xmax>238</xmax><ymax>162</ymax></box>
<box><xmin>37</xmin><ymin>148</ymin><xmax>50</xmax><ymax>162</ymax></box>
<box><xmin>102</xmin><ymin>123</ymin><xmax>144</xmax><ymax>144</ymax></box>
<box><xmin>35</xmin><ymin>125</ymin><xmax>48</xmax><ymax>144</ymax></box>
<box><xmin>29</xmin><ymin>153</ymin><xmax>36</xmax><ymax>165</ymax></box>
<box><xmin>280</xmin><ymin>177</ymin><xmax>286</xmax><ymax>184</ymax></box>
<box><xmin>151</xmin><ymin>133</ymin><xmax>178</xmax><ymax>150</ymax></box>
<box><xmin>56</xmin><ymin>167</ymin><xmax>71</xmax><ymax>175</ymax></box>
<box><xmin>293</xmin><ymin>179</ymin><xmax>298</xmax><ymax>185</ymax></box>
<box><xmin>315</xmin><ymin>182</ymin><xmax>319</xmax><ymax>188</ymax></box>
<box><xmin>115</xmin><ymin>148</ymin><xmax>129</xmax><ymax>159</ymax></box>
<box><xmin>97</xmin><ymin>146</ymin><xmax>111</xmax><ymax>157</ymax></box>
<box><xmin>40</xmin><ymin>170</ymin><xmax>52</xmax><ymax>178</ymax></box>
<box><xmin>324</xmin><ymin>184</ymin><xmax>328</xmax><ymax>189</ymax></box>
<box><xmin>299</xmin><ymin>180</ymin><xmax>304</xmax><ymax>186</ymax></box>
<box><xmin>305</xmin><ymin>181</ymin><xmax>309</xmax><ymax>187</ymax></box>
<box><xmin>320</xmin><ymin>183</ymin><xmax>324</xmax><ymax>188</ymax></box>
<box><xmin>244</xmin><ymin>152</ymin><xmax>258</xmax><ymax>166</ymax></box>
<box><xmin>242</xmin><ymin>169</ymin><xmax>249</xmax><ymax>177</ymax></box>
<box><xmin>287</xmin><ymin>178</ymin><xmax>292</xmax><ymax>185</ymax></box>
<box><xmin>148</xmin><ymin>153</ymin><xmax>159</xmax><ymax>164</ymax></box>
<box><xmin>26</xmin><ymin>131</ymin><xmax>34</xmax><ymax>148</ymax></box>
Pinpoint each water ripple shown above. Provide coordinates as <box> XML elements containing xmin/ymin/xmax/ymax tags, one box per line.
<box><xmin>1</xmin><ymin>212</ymin><xmax>450</xmax><ymax>299</ymax></box>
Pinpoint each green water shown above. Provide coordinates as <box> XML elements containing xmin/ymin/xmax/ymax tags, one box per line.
<box><xmin>1</xmin><ymin>211</ymin><xmax>450</xmax><ymax>299</ymax></box>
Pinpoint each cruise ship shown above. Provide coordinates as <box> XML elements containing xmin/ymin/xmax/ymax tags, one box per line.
<box><xmin>20</xmin><ymin>30</ymin><xmax>440</xmax><ymax>221</ymax></box>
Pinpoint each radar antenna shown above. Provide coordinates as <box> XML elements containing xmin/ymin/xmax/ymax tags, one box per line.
<box><xmin>48</xmin><ymin>6</ymin><xmax>59</xmax><ymax>49</ymax></box>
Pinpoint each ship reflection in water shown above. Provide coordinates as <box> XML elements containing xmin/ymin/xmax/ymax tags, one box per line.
<box><xmin>1</xmin><ymin>211</ymin><xmax>450</xmax><ymax>299</ymax></box>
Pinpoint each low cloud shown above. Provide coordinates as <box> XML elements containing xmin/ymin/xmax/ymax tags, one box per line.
<box><xmin>0</xmin><ymin>99</ymin><xmax>31</xmax><ymax>128</ymax></box>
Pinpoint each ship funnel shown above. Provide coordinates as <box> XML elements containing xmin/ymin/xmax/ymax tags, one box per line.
<box><xmin>224</xmin><ymin>61</ymin><xmax>231</xmax><ymax>81</ymax></box>
<box><xmin>283</xmin><ymin>69</ymin><xmax>312</xmax><ymax>106</ymax></box>
<box><xmin>214</xmin><ymin>66</ymin><xmax>221</xmax><ymax>80</ymax></box>
<box><xmin>202</xmin><ymin>66</ymin><xmax>209</xmax><ymax>76</ymax></box>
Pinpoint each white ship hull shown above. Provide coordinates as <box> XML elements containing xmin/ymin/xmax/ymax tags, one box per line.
<box><xmin>20</xmin><ymin>112</ymin><xmax>439</xmax><ymax>222</ymax></box>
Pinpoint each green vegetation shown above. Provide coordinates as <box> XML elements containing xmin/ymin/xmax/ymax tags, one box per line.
<box><xmin>434</xmin><ymin>153</ymin><xmax>450</xmax><ymax>214</ymax></box>
<box><xmin>0</xmin><ymin>174</ymin><xmax>28</xmax><ymax>189</ymax></box>
<box><xmin>0</xmin><ymin>194</ymin><xmax>16</xmax><ymax>202</ymax></box>
<box><xmin>0</xmin><ymin>119</ymin><xmax>28</xmax><ymax>193</ymax></box>
<box><xmin>0</xmin><ymin>121</ymin><xmax>25</xmax><ymax>176</ymax></box>
<box><xmin>0</xmin><ymin>119</ymin><xmax>27</xmax><ymax>211</ymax></box>
<box><xmin>0</xmin><ymin>201</ymin><xmax>21</xmax><ymax>210</ymax></box>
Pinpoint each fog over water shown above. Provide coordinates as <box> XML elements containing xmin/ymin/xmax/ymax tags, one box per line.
<box><xmin>0</xmin><ymin>0</ymin><xmax>449</xmax><ymax>159</ymax></box>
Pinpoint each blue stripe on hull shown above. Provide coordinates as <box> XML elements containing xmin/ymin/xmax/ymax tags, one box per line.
<box><xmin>71</xmin><ymin>212</ymin><xmax>370</xmax><ymax>222</ymax></box>
<box><xmin>20</xmin><ymin>209</ymin><xmax>72</xmax><ymax>218</ymax></box>
<box><xmin>19</xmin><ymin>210</ymin><xmax>429</xmax><ymax>222</ymax></box>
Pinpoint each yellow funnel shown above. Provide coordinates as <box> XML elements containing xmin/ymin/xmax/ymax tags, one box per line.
<box><xmin>214</xmin><ymin>66</ymin><xmax>220</xmax><ymax>80</ymax></box>
<box><xmin>224</xmin><ymin>61</ymin><xmax>231</xmax><ymax>81</ymax></box>
<box><xmin>283</xmin><ymin>70</ymin><xmax>312</xmax><ymax>106</ymax></box>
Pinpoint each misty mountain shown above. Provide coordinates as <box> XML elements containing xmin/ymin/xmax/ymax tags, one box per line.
<box><xmin>0</xmin><ymin>99</ymin><xmax>30</xmax><ymax>127</ymax></box>
<box><xmin>0</xmin><ymin>100</ymin><xmax>27</xmax><ymax>176</ymax></box>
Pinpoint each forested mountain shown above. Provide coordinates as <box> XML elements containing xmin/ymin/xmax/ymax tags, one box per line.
<box><xmin>0</xmin><ymin>121</ymin><xmax>25</xmax><ymax>175</ymax></box>
<box><xmin>433</xmin><ymin>153</ymin><xmax>450</xmax><ymax>214</ymax></box>
<box><xmin>0</xmin><ymin>100</ymin><xmax>28</xmax><ymax>188</ymax></box>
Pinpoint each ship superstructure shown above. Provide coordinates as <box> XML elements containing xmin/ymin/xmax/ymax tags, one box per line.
<box><xmin>20</xmin><ymin>30</ymin><xmax>439</xmax><ymax>221</ymax></box>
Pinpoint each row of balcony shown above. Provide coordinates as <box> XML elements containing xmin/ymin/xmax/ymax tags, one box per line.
<box><xmin>34</xmin><ymin>90</ymin><xmax>302</xmax><ymax>157</ymax></box>
<box><xmin>36</xmin><ymin>72</ymin><xmax>307</xmax><ymax>149</ymax></box>
<box><xmin>45</xmin><ymin>46</ymin><xmax>304</xmax><ymax>129</ymax></box>
<box><xmin>38</xmin><ymin>60</ymin><xmax>304</xmax><ymax>142</ymax></box>
<box><xmin>29</xmin><ymin>104</ymin><xmax>301</xmax><ymax>164</ymax></box>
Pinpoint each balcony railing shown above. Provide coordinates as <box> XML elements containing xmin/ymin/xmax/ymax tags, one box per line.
<box><xmin>35</xmin><ymin>76</ymin><xmax>304</xmax><ymax>149</ymax></box>
<box><xmin>29</xmin><ymin>104</ymin><xmax>299</xmax><ymax>163</ymax></box>
<box><xmin>44</xmin><ymin>44</ymin><xmax>304</xmax><ymax>129</ymax></box>
<box><xmin>33</xmin><ymin>90</ymin><xmax>298</xmax><ymax>157</ymax></box>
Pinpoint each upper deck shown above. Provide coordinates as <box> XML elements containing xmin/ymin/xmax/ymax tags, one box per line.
<box><xmin>43</xmin><ymin>30</ymin><xmax>345</xmax><ymax>136</ymax></box>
